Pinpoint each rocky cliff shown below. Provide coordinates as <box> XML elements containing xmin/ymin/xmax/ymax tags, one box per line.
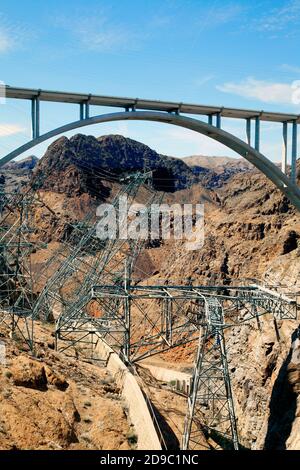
<box><xmin>0</xmin><ymin>322</ymin><xmax>133</xmax><ymax>450</ymax></box>
<box><xmin>0</xmin><ymin>156</ymin><xmax>39</xmax><ymax>193</ymax></box>
<box><xmin>32</xmin><ymin>134</ymin><xmax>199</xmax><ymax>195</ymax></box>
<box><xmin>183</xmin><ymin>154</ymin><xmax>254</xmax><ymax>189</ymax></box>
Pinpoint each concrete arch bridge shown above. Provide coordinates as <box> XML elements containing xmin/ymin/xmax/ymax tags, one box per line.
<box><xmin>1</xmin><ymin>85</ymin><xmax>300</xmax><ymax>210</ymax></box>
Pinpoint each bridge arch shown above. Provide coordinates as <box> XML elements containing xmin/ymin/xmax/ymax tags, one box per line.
<box><xmin>1</xmin><ymin>110</ymin><xmax>300</xmax><ymax>211</ymax></box>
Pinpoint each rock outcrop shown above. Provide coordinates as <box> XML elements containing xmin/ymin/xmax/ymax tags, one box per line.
<box><xmin>0</xmin><ymin>323</ymin><xmax>132</xmax><ymax>450</ymax></box>
<box><xmin>32</xmin><ymin>134</ymin><xmax>199</xmax><ymax>195</ymax></box>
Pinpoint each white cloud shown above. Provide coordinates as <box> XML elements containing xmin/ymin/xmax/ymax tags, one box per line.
<box><xmin>0</xmin><ymin>124</ymin><xmax>26</xmax><ymax>137</ymax></box>
<box><xmin>0</xmin><ymin>29</ymin><xmax>12</xmax><ymax>52</ymax></box>
<box><xmin>55</xmin><ymin>14</ymin><xmax>138</xmax><ymax>53</ymax></box>
<box><xmin>80</xmin><ymin>30</ymin><xmax>131</xmax><ymax>52</ymax></box>
<box><xmin>281</xmin><ymin>64</ymin><xmax>300</xmax><ymax>74</ymax></box>
<box><xmin>0</xmin><ymin>14</ymin><xmax>33</xmax><ymax>54</ymax></box>
<box><xmin>194</xmin><ymin>75</ymin><xmax>215</xmax><ymax>87</ymax></box>
<box><xmin>253</xmin><ymin>0</ymin><xmax>300</xmax><ymax>35</ymax></box>
<box><xmin>217</xmin><ymin>77</ymin><xmax>295</xmax><ymax>105</ymax></box>
<box><xmin>198</xmin><ymin>3</ymin><xmax>244</xmax><ymax>31</ymax></box>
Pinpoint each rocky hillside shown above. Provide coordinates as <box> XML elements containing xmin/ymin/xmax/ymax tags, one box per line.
<box><xmin>2</xmin><ymin>155</ymin><xmax>39</xmax><ymax>171</ymax></box>
<box><xmin>4</xmin><ymin>134</ymin><xmax>300</xmax><ymax>287</ymax></box>
<box><xmin>183</xmin><ymin>154</ymin><xmax>255</xmax><ymax>189</ymax></box>
<box><xmin>141</xmin><ymin>160</ymin><xmax>300</xmax><ymax>450</ymax></box>
<box><xmin>0</xmin><ymin>321</ymin><xmax>133</xmax><ymax>450</ymax></box>
<box><xmin>147</xmin><ymin>159</ymin><xmax>300</xmax><ymax>287</ymax></box>
<box><xmin>16</xmin><ymin>134</ymin><xmax>300</xmax><ymax>286</ymax></box>
<box><xmin>0</xmin><ymin>156</ymin><xmax>38</xmax><ymax>193</ymax></box>
<box><xmin>184</xmin><ymin>155</ymin><xmax>253</xmax><ymax>173</ymax></box>
<box><xmin>32</xmin><ymin>134</ymin><xmax>199</xmax><ymax>195</ymax></box>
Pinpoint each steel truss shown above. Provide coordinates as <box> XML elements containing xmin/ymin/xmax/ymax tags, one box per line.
<box><xmin>33</xmin><ymin>171</ymin><xmax>147</xmax><ymax>322</ymax></box>
<box><xmin>84</xmin><ymin>283</ymin><xmax>298</xmax><ymax>450</ymax></box>
<box><xmin>182</xmin><ymin>297</ymin><xmax>238</xmax><ymax>450</ymax></box>
<box><xmin>36</xmin><ymin>171</ymin><xmax>162</xmax><ymax>355</ymax></box>
<box><xmin>0</xmin><ymin>187</ymin><xmax>49</xmax><ymax>349</ymax></box>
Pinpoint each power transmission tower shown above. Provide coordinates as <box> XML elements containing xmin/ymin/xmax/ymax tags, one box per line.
<box><xmin>182</xmin><ymin>297</ymin><xmax>239</xmax><ymax>450</ymax></box>
<box><xmin>0</xmin><ymin>187</ymin><xmax>47</xmax><ymax>350</ymax></box>
<box><xmin>32</xmin><ymin>172</ymin><xmax>147</xmax><ymax>321</ymax></box>
<box><xmin>50</xmin><ymin>171</ymin><xmax>162</xmax><ymax>356</ymax></box>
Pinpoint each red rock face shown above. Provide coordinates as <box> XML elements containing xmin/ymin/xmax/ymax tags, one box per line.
<box><xmin>31</xmin><ymin>134</ymin><xmax>200</xmax><ymax>196</ymax></box>
<box><xmin>0</xmin><ymin>324</ymin><xmax>131</xmax><ymax>450</ymax></box>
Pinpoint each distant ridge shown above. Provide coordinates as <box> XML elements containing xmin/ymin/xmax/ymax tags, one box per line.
<box><xmin>183</xmin><ymin>155</ymin><xmax>254</xmax><ymax>174</ymax></box>
<box><xmin>3</xmin><ymin>155</ymin><xmax>39</xmax><ymax>171</ymax></box>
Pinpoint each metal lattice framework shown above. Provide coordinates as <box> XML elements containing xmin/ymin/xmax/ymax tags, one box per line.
<box><xmin>80</xmin><ymin>282</ymin><xmax>298</xmax><ymax>450</ymax></box>
<box><xmin>182</xmin><ymin>296</ymin><xmax>238</xmax><ymax>450</ymax></box>
<box><xmin>0</xmin><ymin>185</ymin><xmax>49</xmax><ymax>349</ymax></box>
<box><xmin>34</xmin><ymin>171</ymin><xmax>163</xmax><ymax>356</ymax></box>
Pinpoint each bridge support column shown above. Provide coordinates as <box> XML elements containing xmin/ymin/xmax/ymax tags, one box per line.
<box><xmin>79</xmin><ymin>103</ymin><xmax>84</xmax><ymax>120</ymax></box>
<box><xmin>84</xmin><ymin>101</ymin><xmax>90</xmax><ymax>119</ymax></box>
<box><xmin>255</xmin><ymin>117</ymin><xmax>260</xmax><ymax>152</ymax></box>
<box><xmin>282</xmin><ymin>121</ymin><xmax>288</xmax><ymax>175</ymax></box>
<box><xmin>31</xmin><ymin>99</ymin><xmax>36</xmax><ymax>139</ymax></box>
<box><xmin>31</xmin><ymin>97</ymin><xmax>40</xmax><ymax>139</ymax></box>
<box><xmin>79</xmin><ymin>99</ymin><xmax>90</xmax><ymax>120</ymax></box>
<box><xmin>207</xmin><ymin>113</ymin><xmax>221</xmax><ymax>128</ymax></box>
<box><xmin>246</xmin><ymin>118</ymin><xmax>251</xmax><ymax>145</ymax></box>
<box><xmin>291</xmin><ymin>121</ymin><xmax>298</xmax><ymax>184</ymax></box>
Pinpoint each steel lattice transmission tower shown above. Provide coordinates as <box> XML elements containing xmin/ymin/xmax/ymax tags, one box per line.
<box><xmin>0</xmin><ymin>183</ymin><xmax>48</xmax><ymax>349</ymax></box>
<box><xmin>32</xmin><ymin>172</ymin><xmax>148</xmax><ymax>322</ymax></box>
<box><xmin>90</xmin><ymin>283</ymin><xmax>298</xmax><ymax>450</ymax></box>
<box><xmin>31</xmin><ymin>171</ymin><xmax>162</xmax><ymax>356</ymax></box>
<box><xmin>182</xmin><ymin>296</ymin><xmax>239</xmax><ymax>450</ymax></box>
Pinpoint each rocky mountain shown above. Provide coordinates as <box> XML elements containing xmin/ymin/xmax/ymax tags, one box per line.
<box><xmin>21</xmin><ymin>136</ymin><xmax>257</xmax><ymax>197</ymax></box>
<box><xmin>2</xmin><ymin>155</ymin><xmax>39</xmax><ymax>171</ymax></box>
<box><xmin>183</xmin><ymin>154</ymin><xmax>255</xmax><ymax>189</ymax></box>
<box><xmin>183</xmin><ymin>155</ymin><xmax>253</xmax><ymax>173</ymax></box>
<box><xmin>149</xmin><ymin>159</ymin><xmax>300</xmax><ymax>286</ymax></box>
<box><xmin>32</xmin><ymin>134</ymin><xmax>199</xmax><ymax>196</ymax></box>
<box><xmin>0</xmin><ymin>156</ymin><xmax>39</xmax><ymax>193</ymax></box>
<box><xmin>26</xmin><ymin>133</ymin><xmax>300</xmax><ymax>285</ymax></box>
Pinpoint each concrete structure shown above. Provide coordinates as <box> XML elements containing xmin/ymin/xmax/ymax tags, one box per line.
<box><xmin>1</xmin><ymin>110</ymin><xmax>300</xmax><ymax>211</ymax></box>
<box><xmin>5</xmin><ymin>85</ymin><xmax>300</xmax><ymax>123</ymax></box>
<box><xmin>1</xmin><ymin>85</ymin><xmax>299</xmax><ymax>210</ymax></box>
<box><xmin>140</xmin><ymin>363</ymin><xmax>192</xmax><ymax>395</ymax></box>
<box><xmin>94</xmin><ymin>336</ymin><xmax>162</xmax><ymax>451</ymax></box>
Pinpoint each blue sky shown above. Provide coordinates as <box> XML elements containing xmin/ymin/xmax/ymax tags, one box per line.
<box><xmin>0</xmin><ymin>0</ymin><xmax>300</xmax><ymax>161</ymax></box>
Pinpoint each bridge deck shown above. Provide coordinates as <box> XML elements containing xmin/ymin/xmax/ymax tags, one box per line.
<box><xmin>5</xmin><ymin>85</ymin><xmax>300</xmax><ymax>123</ymax></box>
